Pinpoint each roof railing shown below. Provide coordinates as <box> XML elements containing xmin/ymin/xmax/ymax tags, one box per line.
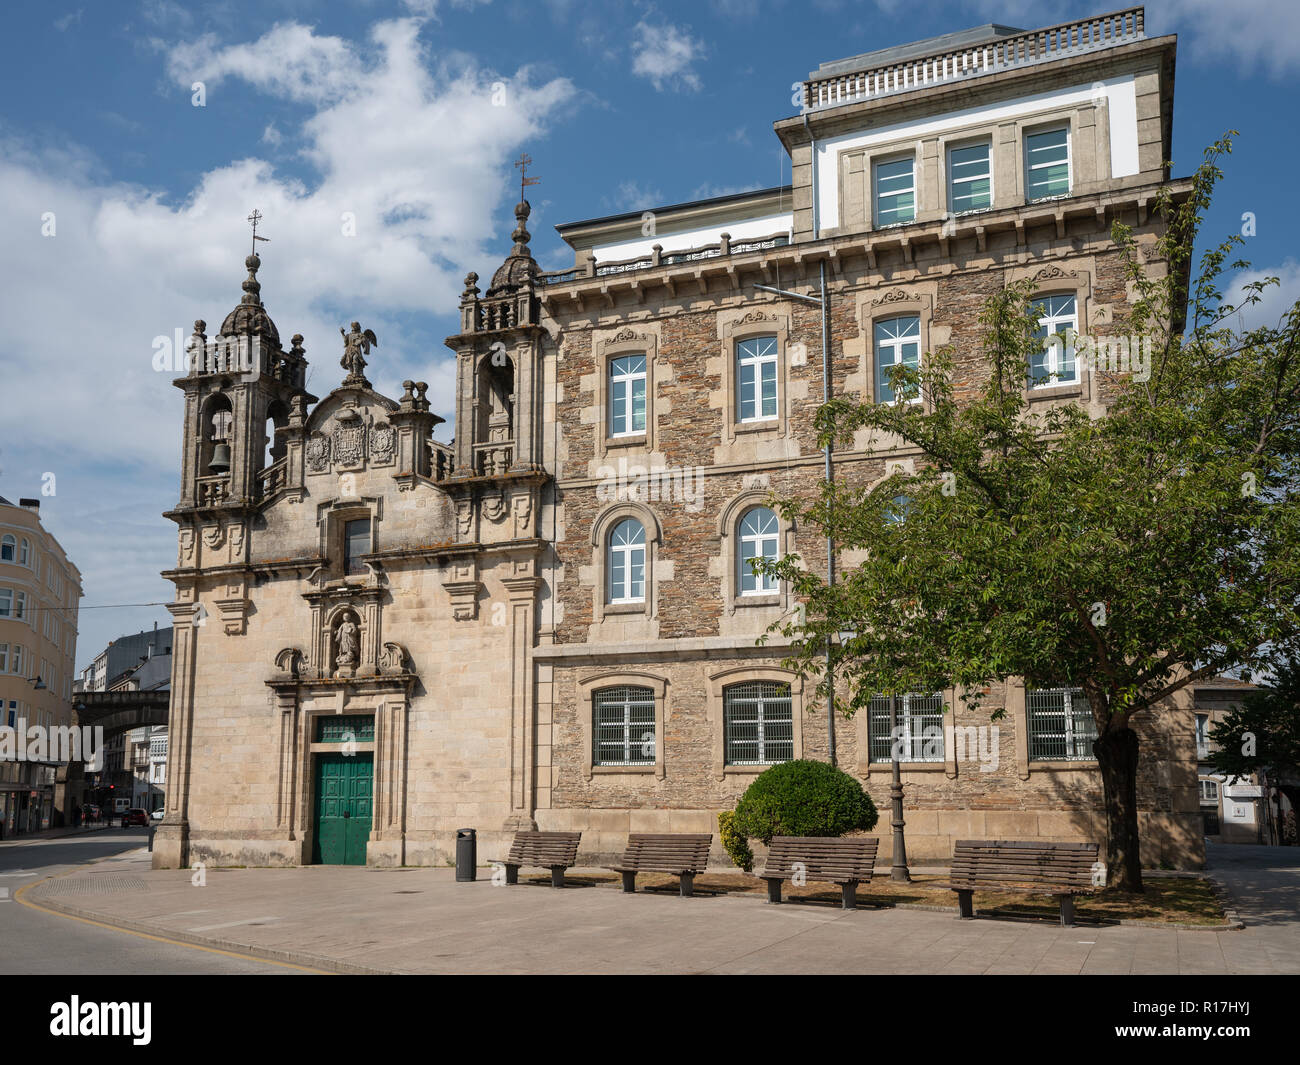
<box><xmin>803</xmin><ymin>7</ymin><xmax>1145</xmax><ymax>113</ymax></box>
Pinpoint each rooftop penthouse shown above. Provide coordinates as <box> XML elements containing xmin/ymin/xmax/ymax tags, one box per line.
<box><xmin>539</xmin><ymin>5</ymin><xmax>1177</xmax><ymax>307</ymax></box>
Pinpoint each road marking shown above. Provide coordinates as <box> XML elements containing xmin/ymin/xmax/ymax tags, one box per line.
<box><xmin>14</xmin><ymin>882</ymin><xmax>327</xmax><ymax>974</ymax></box>
<box><xmin>187</xmin><ymin>916</ymin><xmax>281</xmax><ymax>932</ymax></box>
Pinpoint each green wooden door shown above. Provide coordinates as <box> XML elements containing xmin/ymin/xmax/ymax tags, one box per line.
<box><xmin>312</xmin><ymin>753</ymin><xmax>373</xmax><ymax>865</ymax></box>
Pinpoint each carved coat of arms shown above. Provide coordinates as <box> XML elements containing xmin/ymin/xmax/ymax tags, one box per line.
<box><xmin>333</xmin><ymin>423</ymin><xmax>365</xmax><ymax>468</ymax></box>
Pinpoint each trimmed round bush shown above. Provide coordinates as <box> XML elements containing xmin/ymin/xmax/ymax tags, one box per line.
<box><xmin>731</xmin><ymin>759</ymin><xmax>878</xmax><ymax>849</ymax></box>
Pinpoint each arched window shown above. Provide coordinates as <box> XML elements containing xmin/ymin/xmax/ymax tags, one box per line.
<box><xmin>265</xmin><ymin>399</ymin><xmax>289</xmax><ymax>465</ymax></box>
<box><xmin>201</xmin><ymin>393</ymin><xmax>234</xmax><ymax>474</ymax></box>
<box><xmin>593</xmin><ymin>685</ymin><xmax>656</xmax><ymax>766</ymax></box>
<box><xmin>1029</xmin><ymin>294</ymin><xmax>1078</xmax><ymax>387</ymax></box>
<box><xmin>18</xmin><ymin>539</ymin><xmax>30</xmax><ymax>566</ymax></box>
<box><xmin>723</xmin><ymin>681</ymin><xmax>793</xmax><ymax>765</ymax></box>
<box><xmin>607</xmin><ymin>519</ymin><xmax>646</xmax><ymax>603</ymax></box>
<box><xmin>736</xmin><ymin>335</ymin><xmax>779</xmax><ymax>422</ymax></box>
<box><xmin>738</xmin><ymin>506</ymin><xmax>779</xmax><ymax>595</ymax></box>
<box><xmin>608</xmin><ymin>354</ymin><xmax>647</xmax><ymax>437</ymax></box>
<box><xmin>0</xmin><ymin>535</ymin><xmax>13</xmax><ymax>562</ymax></box>
<box><xmin>874</xmin><ymin>315</ymin><xmax>921</xmax><ymax>404</ymax></box>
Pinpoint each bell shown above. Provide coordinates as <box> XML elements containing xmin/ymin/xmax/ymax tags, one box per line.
<box><xmin>208</xmin><ymin>443</ymin><xmax>232</xmax><ymax>473</ymax></box>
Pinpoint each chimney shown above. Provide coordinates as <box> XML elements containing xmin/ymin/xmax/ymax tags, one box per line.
<box><xmin>19</xmin><ymin>498</ymin><xmax>39</xmax><ymax>512</ymax></box>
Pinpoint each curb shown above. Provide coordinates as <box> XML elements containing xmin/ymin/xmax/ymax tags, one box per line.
<box><xmin>17</xmin><ymin>864</ymin><xmax>400</xmax><ymax>976</ymax></box>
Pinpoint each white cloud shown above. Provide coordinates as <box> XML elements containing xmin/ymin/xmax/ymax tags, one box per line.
<box><xmin>630</xmin><ymin>20</ymin><xmax>706</xmax><ymax>92</ymax></box>
<box><xmin>1225</xmin><ymin>258</ymin><xmax>1300</xmax><ymax>330</ymax></box>
<box><xmin>261</xmin><ymin>122</ymin><xmax>283</xmax><ymax>146</ymax></box>
<box><xmin>53</xmin><ymin>9</ymin><xmax>84</xmax><ymax>32</ymax></box>
<box><xmin>0</xmin><ymin>17</ymin><xmax>576</xmax><ymax>667</ymax></box>
<box><xmin>606</xmin><ymin>180</ymin><xmax>663</xmax><ymax>212</ymax></box>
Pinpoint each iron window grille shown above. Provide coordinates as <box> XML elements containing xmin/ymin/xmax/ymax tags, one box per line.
<box><xmin>868</xmin><ymin>693</ymin><xmax>945</xmax><ymax>762</ymax></box>
<box><xmin>724</xmin><ymin>681</ymin><xmax>794</xmax><ymax>765</ymax></box>
<box><xmin>593</xmin><ymin>686</ymin><xmax>656</xmax><ymax>766</ymax></box>
<box><xmin>314</xmin><ymin>714</ymin><xmax>375</xmax><ymax>743</ymax></box>
<box><xmin>1027</xmin><ymin>687</ymin><xmax>1097</xmax><ymax>761</ymax></box>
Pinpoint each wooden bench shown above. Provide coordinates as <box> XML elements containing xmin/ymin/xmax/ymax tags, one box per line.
<box><xmin>947</xmin><ymin>839</ymin><xmax>1099</xmax><ymax>927</ymax></box>
<box><xmin>756</xmin><ymin>836</ymin><xmax>880</xmax><ymax>909</ymax></box>
<box><xmin>609</xmin><ymin>834</ymin><xmax>713</xmax><ymax>897</ymax></box>
<box><xmin>496</xmin><ymin>831</ymin><xmax>582</xmax><ymax>888</ymax></box>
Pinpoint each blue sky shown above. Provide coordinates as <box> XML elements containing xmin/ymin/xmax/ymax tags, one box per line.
<box><xmin>1</xmin><ymin>0</ymin><xmax>1297</xmax><ymax>671</ymax></box>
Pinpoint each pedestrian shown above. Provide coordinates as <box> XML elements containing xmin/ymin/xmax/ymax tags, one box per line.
<box><xmin>72</xmin><ymin>804</ymin><xmax>81</xmax><ymax>828</ymax></box>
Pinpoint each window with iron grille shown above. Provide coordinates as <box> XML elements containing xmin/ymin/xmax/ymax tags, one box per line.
<box><xmin>867</xmin><ymin>692</ymin><xmax>945</xmax><ymax>762</ymax></box>
<box><xmin>723</xmin><ymin>681</ymin><xmax>793</xmax><ymax>765</ymax></box>
<box><xmin>593</xmin><ymin>686</ymin><xmax>656</xmax><ymax>766</ymax></box>
<box><xmin>1026</xmin><ymin>687</ymin><xmax>1097</xmax><ymax>761</ymax></box>
<box><xmin>314</xmin><ymin>714</ymin><xmax>375</xmax><ymax>743</ymax></box>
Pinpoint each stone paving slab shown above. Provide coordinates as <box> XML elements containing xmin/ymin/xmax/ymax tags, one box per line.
<box><xmin>19</xmin><ymin>847</ymin><xmax>1299</xmax><ymax>975</ymax></box>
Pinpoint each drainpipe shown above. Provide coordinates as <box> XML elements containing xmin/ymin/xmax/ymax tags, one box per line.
<box><xmin>806</xmin><ymin>110</ymin><xmax>837</xmax><ymax>767</ymax></box>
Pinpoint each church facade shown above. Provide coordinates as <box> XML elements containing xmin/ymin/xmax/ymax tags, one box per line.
<box><xmin>154</xmin><ymin>7</ymin><xmax>1207</xmax><ymax>871</ymax></box>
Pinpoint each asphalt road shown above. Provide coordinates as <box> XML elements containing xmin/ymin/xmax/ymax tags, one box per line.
<box><xmin>0</xmin><ymin>829</ymin><xmax>301</xmax><ymax>974</ymax></box>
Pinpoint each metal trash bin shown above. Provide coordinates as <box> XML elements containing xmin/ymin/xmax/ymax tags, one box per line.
<box><xmin>455</xmin><ymin>828</ymin><xmax>477</xmax><ymax>882</ymax></box>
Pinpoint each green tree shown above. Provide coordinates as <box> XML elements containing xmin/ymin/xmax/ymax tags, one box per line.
<box><xmin>758</xmin><ymin>136</ymin><xmax>1300</xmax><ymax>892</ymax></box>
<box><xmin>1210</xmin><ymin>657</ymin><xmax>1300</xmax><ymax>781</ymax></box>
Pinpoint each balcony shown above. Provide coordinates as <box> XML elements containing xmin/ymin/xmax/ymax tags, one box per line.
<box><xmin>473</xmin><ymin>442</ymin><xmax>514</xmax><ymax>476</ymax></box>
<box><xmin>801</xmin><ymin>7</ymin><xmax>1145</xmax><ymax>113</ymax></box>
<box><xmin>538</xmin><ymin>232</ymin><xmax>790</xmax><ymax>286</ymax></box>
<box><xmin>196</xmin><ymin>474</ymin><xmax>230</xmax><ymax>506</ymax></box>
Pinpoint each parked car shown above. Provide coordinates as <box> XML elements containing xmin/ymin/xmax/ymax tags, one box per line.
<box><xmin>151</xmin><ymin>809</ymin><xmax>164</xmax><ymax>822</ymax></box>
<box><xmin>121</xmin><ymin>808</ymin><xmax>149</xmax><ymax>827</ymax></box>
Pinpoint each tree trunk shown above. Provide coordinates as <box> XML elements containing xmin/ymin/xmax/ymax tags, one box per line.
<box><xmin>1094</xmin><ymin>726</ymin><xmax>1143</xmax><ymax>892</ymax></box>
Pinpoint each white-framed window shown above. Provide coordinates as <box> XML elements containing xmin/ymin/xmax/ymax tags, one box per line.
<box><xmin>0</xmin><ymin>644</ymin><xmax>7</xmax><ymax>673</ymax></box>
<box><xmin>12</xmin><ymin>591</ymin><xmax>27</xmax><ymax>621</ymax></box>
<box><xmin>868</xmin><ymin>692</ymin><xmax>946</xmax><ymax>762</ymax></box>
<box><xmin>608</xmin><ymin>354</ymin><xmax>647</xmax><ymax>437</ymax></box>
<box><xmin>8</xmin><ymin>645</ymin><xmax>23</xmax><ymax>677</ymax></box>
<box><xmin>724</xmin><ymin>681</ymin><xmax>794</xmax><ymax>765</ymax></box>
<box><xmin>1029</xmin><ymin>294</ymin><xmax>1078</xmax><ymax>388</ymax></box>
<box><xmin>0</xmin><ymin>534</ymin><xmax>14</xmax><ymax>562</ymax></box>
<box><xmin>1027</xmin><ymin>686</ymin><xmax>1097</xmax><ymax>761</ymax></box>
<box><xmin>1026</xmin><ymin>126</ymin><xmax>1070</xmax><ymax>201</ymax></box>
<box><xmin>18</xmin><ymin>539</ymin><xmax>29</xmax><ymax>566</ymax></box>
<box><xmin>948</xmin><ymin>141</ymin><xmax>992</xmax><ymax>214</ymax></box>
<box><xmin>736</xmin><ymin>335</ymin><xmax>778</xmax><ymax>422</ymax></box>
<box><xmin>1195</xmin><ymin>714</ymin><xmax>1210</xmax><ymax>760</ymax></box>
<box><xmin>874</xmin><ymin>155</ymin><xmax>916</xmax><ymax>226</ymax></box>
<box><xmin>1199</xmin><ymin>778</ymin><xmax>1220</xmax><ymax>805</ymax></box>
<box><xmin>874</xmin><ymin>315</ymin><xmax>922</xmax><ymax>404</ymax></box>
<box><xmin>593</xmin><ymin>685</ymin><xmax>656</xmax><ymax>766</ymax></box>
<box><xmin>607</xmin><ymin>518</ymin><xmax>646</xmax><ymax>603</ymax></box>
<box><xmin>738</xmin><ymin>506</ymin><xmax>779</xmax><ymax>595</ymax></box>
<box><xmin>0</xmin><ymin>589</ymin><xmax>10</xmax><ymax>617</ymax></box>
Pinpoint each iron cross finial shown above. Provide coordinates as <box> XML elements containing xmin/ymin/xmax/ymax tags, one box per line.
<box><xmin>247</xmin><ymin>209</ymin><xmax>269</xmax><ymax>255</ymax></box>
<box><xmin>515</xmin><ymin>153</ymin><xmax>540</xmax><ymax>201</ymax></box>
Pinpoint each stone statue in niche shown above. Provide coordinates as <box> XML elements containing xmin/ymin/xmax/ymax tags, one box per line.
<box><xmin>333</xmin><ymin>611</ymin><xmax>361</xmax><ymax>677</ymax></box>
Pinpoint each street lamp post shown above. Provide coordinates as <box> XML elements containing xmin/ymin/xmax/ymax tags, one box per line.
<box><xmin>889</xmin><ymin>691</ymin><xmax>912</xmax><ymax>882</ymax></box>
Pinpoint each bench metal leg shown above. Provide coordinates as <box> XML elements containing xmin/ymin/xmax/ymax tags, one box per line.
<box><xmin>1059</xmin><ymin>895</ymin><xmax>1075</xmax><ymax>927</ymax></box>
<box><xmin>679</xmin><ymin>873</ymin><xmax>695</xmax><ymax>898</ymax></box>
<box><xmin>620</xmin><ymin>871</ymin><xmax>637</xmax><ymax>893</ymax></box>
<box><xmin>841</xmin><ymin>881</ymin><xmax>858</xmax><ymax>910</ymax></box>
<box><xmin>765</xmin><ymin>878</ymin><xmax>782</xmax><ymax>904</ymax></box>
<box><xmin>550</xmin><ymin>866</ymin><xmax>565</xmax><ymax>889</ymax></box>
<box><xmin>505</xmin><ymin>864</ymin><xmax>519</xmax><ymax>886</ymax></box>
<box><xmin>957</xmin><ymin>889</ymin><xmax>974</xmax><ymax>919</ymax></box>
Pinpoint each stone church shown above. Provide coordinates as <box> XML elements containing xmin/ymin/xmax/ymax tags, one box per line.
<box><xmin>154</xmin><ymin>7</ymin><xmax>1206</xmax><ymax>871</ymax></box>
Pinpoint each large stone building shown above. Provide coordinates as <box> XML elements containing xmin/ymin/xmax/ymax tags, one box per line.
<box><xmin>0</xmin><ymin>495</ymin><xmax>82</xmax><ymax>835</ymax></box>
<box><xmin>155</xmin><ymin>7</ymin><xmax>1205</xmax><ymax>871</ymax></box>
